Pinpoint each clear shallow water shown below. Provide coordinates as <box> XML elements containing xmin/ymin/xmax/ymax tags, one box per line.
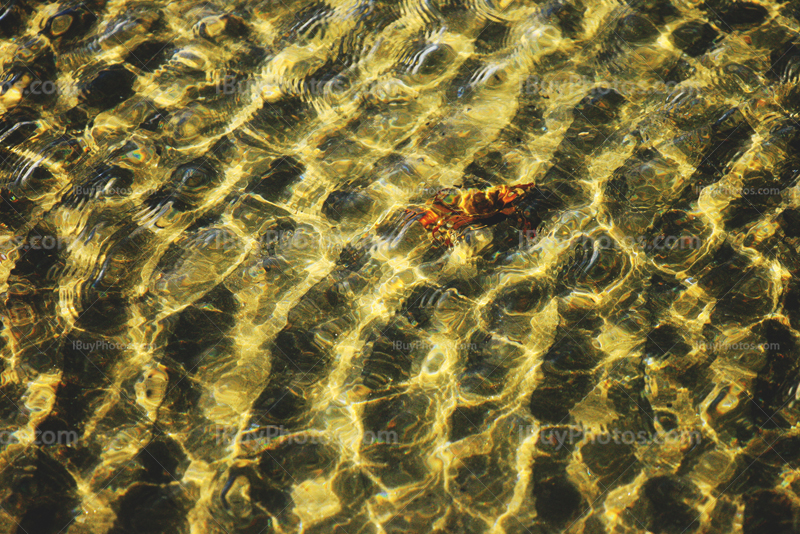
<box><xmin>0</xmin><ymin>0</ymin><xmax>800</xmax><ymax>532</ymax></box>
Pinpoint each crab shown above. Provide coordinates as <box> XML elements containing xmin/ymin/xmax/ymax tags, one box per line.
<box><xmin>407</xmin><ymin>182</ymin><xmax>539</xmax><ymax>247</ymax></box>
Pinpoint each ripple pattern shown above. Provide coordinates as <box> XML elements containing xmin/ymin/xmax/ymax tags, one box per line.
<box><xmin>0</xmin><ymin>0</ymin><xmax>799</xmax><ymax>533</ymax></box>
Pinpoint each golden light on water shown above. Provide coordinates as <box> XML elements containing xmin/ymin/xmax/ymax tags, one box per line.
<box><xmin>0</xmin><ymin>0</ymin><xmax>799</xmax><ymax>533</ymax></box>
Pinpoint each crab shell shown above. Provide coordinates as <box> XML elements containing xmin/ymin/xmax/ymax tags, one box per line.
<box><xmin>413</xmin><ymin>183</ymin><xmax>537</xmax><ymax>246</ymax></box>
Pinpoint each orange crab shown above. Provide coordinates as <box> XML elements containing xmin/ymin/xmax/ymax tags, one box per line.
<box><xmin>409</xmin><ymin>182</ymin><xmax>538</xmax><ymax>246</ymax></box>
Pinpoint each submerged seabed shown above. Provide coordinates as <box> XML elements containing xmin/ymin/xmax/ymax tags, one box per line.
<box><xmin>0</xmin><ymin>0</ymin><xmax>799</xmax><ymax>532</ymax></box>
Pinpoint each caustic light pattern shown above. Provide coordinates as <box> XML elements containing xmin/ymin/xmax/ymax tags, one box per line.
<box><xmin>0</xmin><ymin>0</ymin><xmax>799</xmax><ymax>533</ymax></box>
